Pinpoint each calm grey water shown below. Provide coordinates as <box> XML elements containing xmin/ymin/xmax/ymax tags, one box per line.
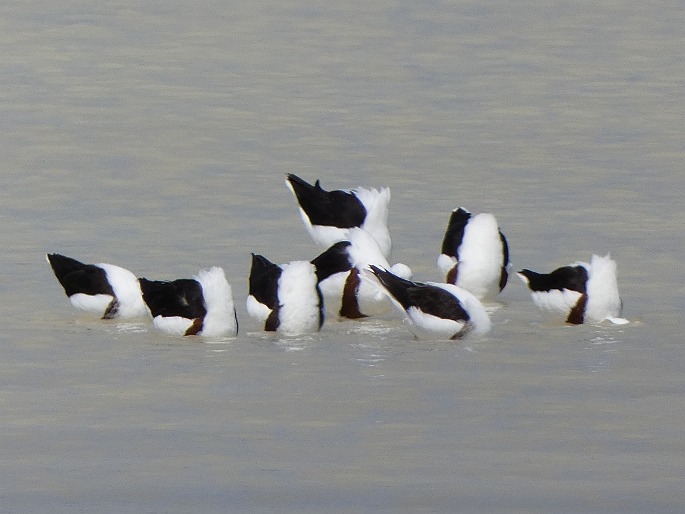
<box><xmin>1</xmin><ymin>1</ymin><xmax>683</xmax><ymax>512</ymax></box>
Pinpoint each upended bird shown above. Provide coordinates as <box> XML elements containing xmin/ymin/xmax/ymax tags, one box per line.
<box><xmin>437</xmin><ymin>207</ymin><xmax>509</xmax><ymax>300</ymax></box>
<box><xmin>246</xmin><ymin>254</ymin><xmax>324</xmax><ymax>335</ymax></box>
<box><xmin>311</xmin><ymin>228</ymin><xmax>412</xmax><ymax>320</ymax></box>
<box><xmin>366</xmin><ymin>265</ymin><xmax>492</xmax><ymax>340</ymax></box>
<box><xmin>139</xmin><ymin>266</ymin><xmax>238</xmax><ymax>337</ymax></box>
<box><xmin>285</xmin><ymin>173</ymin><xmax>392</xmax><ymax>259</ymax></box>
<box><xmin>517</xmin><ymin>253</ymin><xmax>628</xmax><ymax>325</ymax></box>
<box><xmin>46</xmin><ymin>253</ymin><xmax>149</xmax><ymax>320</ymax></box>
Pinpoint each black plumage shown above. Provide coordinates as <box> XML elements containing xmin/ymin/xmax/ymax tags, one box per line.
<box><xmin>440</xmin><ymin>208</ymin><xmax>471</xmax><ymax>260</ymax></box>
<box><xmin>310</xmin><ymin>241</ymin><xmax>353</xmax><ymax>282</ymax></box>
<box><xmin>46</xmin><ymin>253</ymin><xmax>114</xmax><ymax>298</ymax></box>
<box><xmin>499</xmin><ymin>231</ymin><xmax>510</xmax><ymax>291</ymax></box>
<box><xmin>248</xmin><ymin>253</ymin><xmax>282</xmax><ymax>312</ymax></box>
<box><xmin>369</xmin><ymin>265</ymin><xmax>469</xmax><ymax>323</ymax></box>
<box><xmin>139</xmin><ymin>278</ymin><xmax>206</xmax><ymax>320</ymax></box>
<box><xmin>440</xmin><ymin>208</ymin><xmax>510</xmax><ymax>294</ymax></box>
<box><xmin>517</xmin><ymin>266</ymin><xmax>588</xmax><ymax>295</ymax></box>
<box><xmin>286</xmin><ymin>173</ymin><xmax>367</xmax><ymax>228</ymax></box>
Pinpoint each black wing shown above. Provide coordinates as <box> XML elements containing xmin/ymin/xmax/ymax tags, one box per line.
<box><xmin>248</xmin><ymin>254</ymin><xmax>282</xmax><ymax>310</ymax></box>
<box><xmin>310</xmin><ymin>241</ymin><xmax>353</xmax><ymax>282</ymax></box>
<box><xmin>139</xmin><ymin>278</ymin><xmax>206</xmax><ymax>319</ymax></box>
<box><xmin>406</xmin><ymin>285</ymin><xmax>470</xmax><ymax>323</ymax></box>
<box><xmin>519</xmin><ymin>265</ymin><xmax>588</xmax><ymax>294</ymax></box>
<box><xmin>286</xmin><ymin>174</ymin><xmax>366</xmax><ymax>228</ymax></box>
<box><xmin>370</xmin><ymin>265</ymin><xmax>469</xmax><ymax>323</ymax></box>
<box><xmin>46</xmin><ymin>253</ymin><xmax>115</xmax><ymax>297</ymax></box>
<box><xmin>368</xmin><ymin>265</ymin><xmax>417</xmax><ymax>309</ymax></box>
<box><xmin>440</xmin><ymin>208</ymin><xmax>471</xmax><ymax>258</ymax></box>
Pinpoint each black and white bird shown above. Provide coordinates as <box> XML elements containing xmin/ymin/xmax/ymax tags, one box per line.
<box><xmin>312</xmin><ymin>228</ymin><xmax>412</xmax><ymax>320</ymax></box>
<box><xmin>246</xmin><ymin>254</ymin><xmax>324</xmax><ymax>335</ymax></box>
<box><xmin>139</xmin><ymin>267</ymin><xmax>238</xmax><ymax>337</ymax></box>
<box><xmin>437</xmin><ymin>207</ymin><xmax>509</xmax><ymax>300</ymax></box>
<box><xmin>366</xmin><ymin>265</ymin><xmax>492</xmax><ymax>340</ymax></box>
<box><xmin>285</xmin><ymin>173</ymin><xmax>392</xmax><ymax>259</ymax></box>
<box><xmin>46</xmin><ymin>253</ymin><xmax>149</xmax><ymax>319</ymax></box>
<box><xmin>246</xmin><ymin>253</ymin><xmax>282</xmax><ymax>325</ymax></box>
<box><xmin>517</xmin><ymin>253</ymin><xmax>628</xmax><ymax>325</ymax></box>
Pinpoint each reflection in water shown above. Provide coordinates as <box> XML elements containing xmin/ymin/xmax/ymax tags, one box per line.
<box><xmin>273</xmin><ymin>334</ymin><xmax>319</xmax><ymax>353</ymax></box>
<box><xmin>341</xmin><ymin>318</ymin><xmax>395</xmax><ymax>338</ymax></box>
<box><xmin>353</xmin><ymin>342</ymin><xmax>389</xmax><ymax>368</ymax></box>
<box><xmin>581</xmin><ymin>329</ymin><xmax>622</xmax><ymax>373</ymax></box>
<box><xmin>112</xmin><ymin>322</ymin><xmax>151</xmax><ymax>335</ymax></box>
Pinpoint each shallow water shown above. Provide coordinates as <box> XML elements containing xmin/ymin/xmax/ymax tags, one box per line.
<box><xmin>1</xmin><ymin>1</ymin><xmax>684</xmax><ymax>512</ymax></box>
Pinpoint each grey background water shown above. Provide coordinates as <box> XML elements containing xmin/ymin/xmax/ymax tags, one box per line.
<box><xmin>1</xmin><ymin>1</ymin><xmax>683</xmax><ymax>512</ymax></box>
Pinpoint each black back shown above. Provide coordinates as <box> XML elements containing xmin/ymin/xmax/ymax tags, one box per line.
<box><xmin>369</xmin><ymin>265</ymin><xmax>469</xmax><ymax>323</ymax></box>
<box><xmin>310</xmin><ymin>241</ymin><xmax>353</xmax><ymax>282</ymax></box>
<box><xmin>139</xmin><ymin>278</ymin><xmax>206</xmax><ymax>319</ymax></box>
<box><xmin>518</xmin><ymin>265</ymin><xmax>588</xmax><ymax>294</ymax></box>
<box><xmin>248</xmin><ymin>253</ymin><xmax>282</xmax><ymax>310</ymax></box>
<box><xmin>286</xmin><ymin>173</ymin><xmax>367</xmax><ymax>228</ymax></box>
<box><xmin>440</xmin><ymin>208</ymin><xmax>471</xmax><ymax>258</ymax></box>
<box><xmin>46</xmin><ymin>253</ymin><xmax>115</xmax><ymax>298</ymax></box>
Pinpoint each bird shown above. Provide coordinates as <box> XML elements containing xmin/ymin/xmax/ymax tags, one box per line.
<box><xmin>365</xmin><ymin>265</ymin><xmax>492</xmax><ymax>340</ymax></box>
<box><xmin>46</xmin><ymin>253</ymin><xmax>149</xmax><ymax>319</ymax></box>
<box><xmin>285</xmin><ymin>173</ymin><xmax>392</xmax><ymax>259</ymax></box>
<box><xmin>516</xmin><ymin>253</ymin><xmax>628</xmax><ymax>325</ymax></box>
<box><xmin>311</xmin><ymin>228</ymin><xmax>412</xmax><ymax>320</ymax></box>
<box><xmin>247</xmin><ymin>254</ymin><xmax>324</xmax><ymax>335</ymax></box>
<box><xmin>246</xmin><ymin>253</ymin><xmax>282</xmax><ymax>325</ymax></box>
<box><xmin>139</xmin><ymin>267</ymin><xmax>238</xmax><ymax>337</ymax></box>
<box><xmin>437</xmin><ymin>207</ymin><xmax>509</xmax><ymax>300</ymax></box>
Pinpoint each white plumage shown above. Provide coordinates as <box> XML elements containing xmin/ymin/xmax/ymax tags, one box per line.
<box><xmin>247</xmin><ymin>253</ymin><xmax>324</xmax><ymax>335</ymax></box>
<box><xmin>527</xmin><ymin>288</ymin><xmax>585</xmax><ymax>320</ymax></box>
<box><xmin>366</xmin><ymin>266</ymin><xmax>492</xmax><ymax>340</ymax></box>
<box><xmin>285</xmin><ymin>174</ymin><xmax>393</xmax><ymax>259</ymax></box>
<box><xmin>192</xmin><ymin>267</ymin><xmax>237</xmax><ymax>337</ymax></box>
<box><xmin>438</xmin><ymin>208</ymin><xmax>509</xmax><ymax>300</ymax></box>
<box><xmin>141</xmin><ymin>267</ymin><xmax>238</xmax><ymax>338</ymax></box>
<box><xmin>275</xmin><ymin>260</ymin><xmax>323</xmax><ymax>335</ymax></box>
<box><xmin>246</xmin><ymin>294</ymin><xmax>272</xmax><ymax>323</ymax></box>
<box><xmin>317</xmin><ymin>228</ymin><xmax>412</xmax><ymax>319</ymax></box>
<box><xmin>46</xmin><ymin>253</ymin><xmax>149</xmax><ymax>320</ymax></box>
<box><xmin>517</xmin><ymin>253</ymin><xmax>628</xmax><ymax>325</ymax></box>
<box><xmin>96</xmin><ymin>263</ymin><xmax>150</xmax><ymax>319</ymax></box>
<box><xmin>406</xmin><ymin>282</ymin><xmax>492</xmax><ymax>339</ymax></box>
<box><xmin>68</xmin><ymin>292</ymin><xmax>115</xmax><ymax>316</ymax></box>
<box><xmin>583</xmin><ymin>254</ymin><xmax>627</xmax><ymax>324</ymax></box>
<box><xmin>350</xmin><ymin>186</ymin><xmax>392</xmax><ymax>259</ymax></box>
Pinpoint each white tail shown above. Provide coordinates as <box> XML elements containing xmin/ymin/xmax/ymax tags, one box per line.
<box><xmin>194</xmin><ymin>267</ymin><xmax>237</xmax><ymax>337</ymax></box>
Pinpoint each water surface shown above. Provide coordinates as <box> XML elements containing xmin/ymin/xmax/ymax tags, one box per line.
<box><xmin>1</xmin><ymin>1</ymin><xmax>683</xmax><ymax>512</ymax></box>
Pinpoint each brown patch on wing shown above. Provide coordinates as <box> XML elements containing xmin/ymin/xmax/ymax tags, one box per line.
<box><xmin>446</xmin><ymin>265</ymin><xmax>458</xmax><ymax>285</ymax></box>
<box><xmin>339</xmin><ymin>268</ymin><xmax>367</xmax><ymax>319</ymax></box>
<box><xmin>184</xmin><ymin>317</ymin><xmax>204</xmax><ymax>336</ymax></box>
<box><xmin>264</xmin><ymin>307</ymin><xmax>280</xmax><ymax>332</ymax></box>
<box><xmin>102</xmin><ymin>298</ymin><xmax>119</xmax><ymax>319</ymax></box>
<box><xmin>566</xmin><ymin>294</ymin><xmax>587</xmax><ymax>324</ymax></box>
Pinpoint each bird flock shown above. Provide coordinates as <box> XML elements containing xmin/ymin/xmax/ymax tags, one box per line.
<box><xmin>46</xmin><ymin>174</ymin><xmax>628</xmax><ymax>341</ymax></box>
